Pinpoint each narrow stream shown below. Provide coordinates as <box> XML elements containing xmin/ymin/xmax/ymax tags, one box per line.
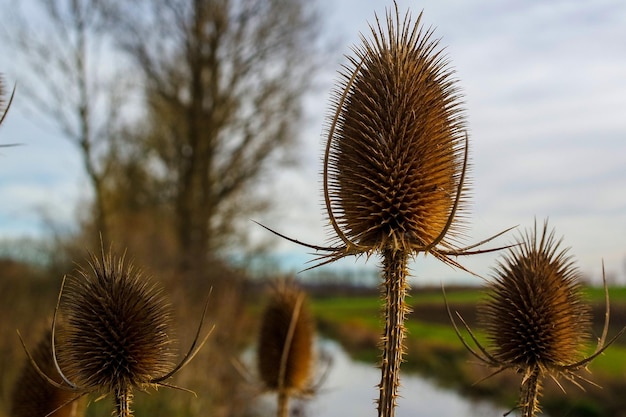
<box><xmin>254</xmin><ymin>338</ymin><xmax>511</xmax><ymax>417</ymax></box>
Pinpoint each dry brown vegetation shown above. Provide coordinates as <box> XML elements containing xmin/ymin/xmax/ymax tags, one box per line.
<box><xmin>0</xmin><ymin>253</ymin><xmax>261</xmax><ymax>417</ymax></box>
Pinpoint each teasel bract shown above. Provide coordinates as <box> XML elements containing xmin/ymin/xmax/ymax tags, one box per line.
<box><xmin>11</xmin><ymin>327</ymin><xmax>84</xmax><ymax>417</ymax></box>
<box><xmin>447</xmin><ymin>220</ymin><xmax>625</xmax><ymax>417</ymax></box>
<box><xmin>18</xmin><ymin>247</ymin><xmax>212</xmax><ymax>417</ymax></box>
<box><xmin>0</xmin><ymin>74</ymin><xmax>15</xmax><ymax>129</ymax></box>
<box><xmin>257</xmin><ymin>281</ymin><xmax>314</xmax><ymax>417</ymax></box>
<box><xmin>258</xmin><ymin>4</ymin><xmax>508</xmax><ymax>417</ymax></box>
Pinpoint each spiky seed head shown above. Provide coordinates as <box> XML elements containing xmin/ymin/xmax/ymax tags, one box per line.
<box><xmin>479</xmin><ymin>221</ymin><xmax>591</xmax><ymax>371</ymax></box>
<box><xmin>257</xmin><ymin>282</ymin><xmax>314</xmax><ymax>394</ymax></box>
<box><xmin>326</xmin><ymin>7</ymin><xmax>467</xmax><ymax>253</ymax></box>
<box><xmin>57</xmin><ymin>250</ymin><xmax>176</xmax><ymax>394</ymax></box>
<box><xmin>11</xmin><ymin>328</ymin><xmax>82</xmax><ymax>417</ymax></box>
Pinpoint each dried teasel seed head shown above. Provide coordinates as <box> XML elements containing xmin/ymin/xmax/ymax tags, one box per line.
<box><xmin>57</xmin><ymin>250</ymin><xmax>176</xmax><ymax>394</ymax></box>
<box><xmin>257</xmin><ymin>282</ymin><xmax>314</xmax><ymax>394</ymax></box>
<box><xmin>479</xmin><ymin>221</ymin><xmax>591</xmax><ymax>371</ymax></box>
<box><xmin>326</xmin><ymin>6</ymin><xmax>468</xmax><ymax>253</ymax></box>
<box><xmin>11</xmin><ymin>328</ymin><xmax>82</xmax><ymax>417</ymax></box>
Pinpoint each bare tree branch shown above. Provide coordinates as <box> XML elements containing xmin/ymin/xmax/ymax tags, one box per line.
<box><xmin>1</xmin><ymin>0</ymin><xmax>131</xmax><ymax>243</ymax></box>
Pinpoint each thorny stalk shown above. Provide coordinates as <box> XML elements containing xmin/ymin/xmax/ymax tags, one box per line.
<box><xmin>519</xmin><ymin>367</ymin><xmax>542</xmax><ymax>417</ymax></box>
<box><xmin>377</xmin><ymin>250</ymin><xmax>410</xmax><ymax>417</ymax></box>
<box><xmin>114</xmin><ymin>386</ymin><xmax>132</xmax><ymax>417</ymax></box>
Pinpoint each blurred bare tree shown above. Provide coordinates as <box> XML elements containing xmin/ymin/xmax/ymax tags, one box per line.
<box><xmin>0</xmin><ymin>0</ymin><xmax>130</xmax><ymax>244</ymax></box>
<box><xmin>1</xmin><ymin>0</ymin><xmax>322</xmax><ymax>281</ymax></box>
<box><xmin>102</xmin><ymin>0</ymin><xmax>321</xmax><ymax>281</ymax></box>
<box><xmin>95</xmin><ymin>7</ymin><xmax>324</xmax><ymax>412</ymax></box>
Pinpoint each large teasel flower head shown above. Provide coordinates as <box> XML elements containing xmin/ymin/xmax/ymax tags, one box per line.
<box><xmin>448</xmin><ymin>220</ymin><xmax>625</xmax><ymax>417</ymax></box>
<box><xmin>256</xmin><ymin>4</ymin><xmax>508</xmax><ymax>269</ymax></box>
<box><xmin>17</xmin><ymin>247</ymin><xmax>212</xmax><ymax>417</ymax></box>
<box><xmin>323</xmin><ymin>4</ymin><xmax>469</xmax><ymax>261</ymax></box>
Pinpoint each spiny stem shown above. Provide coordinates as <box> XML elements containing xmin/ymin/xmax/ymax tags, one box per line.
<box><xmin>520</xmin><ymin>366</ymin><xmax>542</xmax><ymax>417</ymax></box>
<box><xmin>378</xmin><ymin>249</ymin><xmax>410</xmax><ymax>417</ymax></box>
<box><xmin>115</xmin><ymin>385</ymin><xmax>133</xmax><ymax>417</ymax></box>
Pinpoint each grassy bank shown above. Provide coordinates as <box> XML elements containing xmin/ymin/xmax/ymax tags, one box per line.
<box><xmin>310</xmin><ymin>287</ymin><xmax>626</xmax><ymax>417</ymax></box>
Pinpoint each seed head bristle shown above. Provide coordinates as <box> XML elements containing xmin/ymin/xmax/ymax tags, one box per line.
<box><xmin>11</xmin><ymin>328</ymin><xmax>81</xmax><ymax>417</ymax></box>
<box><xmin>479</xmin><ymin>221</ymin><xmax>591</xmax><ymax>371</ymax></box>
<box><xmin>257</xmin><ymin>281</ymin><xmax>314</xmax><ymax>395</ymax></box>
<box><xmin>57</xmin><ymin>250</ymin><xmax>176</xmax><ymax>394</ymax></box>
<box><xmin>326</xmin><ymin>7</ymin><xmax>468</xmax><ymax>254</ymax></box>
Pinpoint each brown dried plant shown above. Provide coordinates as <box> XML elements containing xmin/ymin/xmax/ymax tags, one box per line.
<box><xmin>11</xmin><ymin>327</ymin><xmax>84</xmax><ymax>417</ymax></box>
<box><xmin>258</xmin><ymin>4</ymin><xmax>509</xmax><ymax>417</ymax></box>
<box><xmin>257</xmin><ymin>280</ymin><xmax>315</xmax><ymax>417</ymax></box>
<box><xmin>447</xmin><ymin>220</ymin><xmax>625</xmax><ymax>417</ymax></box>
<box><xmin>17</xmin><ymin>247</ymin><xmax>213</xmax><ymax>417</ymax></box>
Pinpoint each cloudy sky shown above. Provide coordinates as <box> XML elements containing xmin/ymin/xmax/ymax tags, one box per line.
<box><xmin>1</xmin><ymin>0</ymin><xmax>626</xmax><ymax>285</ymax></box>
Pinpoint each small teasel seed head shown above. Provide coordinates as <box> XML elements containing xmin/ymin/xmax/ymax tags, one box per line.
<box><xmin>479</xmin><ymin>221</ymin><xmax>591</xmax><ymax>371</ymax></box>
<box><xmin>57</xmin><ymin>250</ymin><xmax>176</xmax><ymax>394</ymax></box>
<box><xmin>326</xmin><ymin>6</ymin><xmax>468</xmax><ymax>253</ymax></box>
<box><xmin>257</xmin><ymin>281</ymin><xmax>314</xmax><ymax>394</ymax></box>
<box><xmin>11</xmin><ymin>328</ymin><xmax>81</xmax><ymax>417</ymax></box>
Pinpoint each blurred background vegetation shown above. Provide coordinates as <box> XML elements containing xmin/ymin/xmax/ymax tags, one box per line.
<box><xmin>0</xmin><ymin>0</ymin><xmax>326</xmax><ymax>415</ymax></box>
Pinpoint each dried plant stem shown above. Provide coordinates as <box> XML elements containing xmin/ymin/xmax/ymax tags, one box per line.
<box><xmin>378</xmin><ymin>249</ymin><xmax>410</xmax><ymax>417</ymax></box>
<box><xmin>257</xmin><ymin>281</ymin><xmax>314</xmax><ymax>417</ymax></box>
<box><xmin>277</xmin><ymin>391</ymin><xmax>289</xmax><ymax>417</ymax></box>
<box><xmin>275</xmin><ymin>294</ymin><xmax>301</xmax><ymax>417</ymax></box>
<box><xmin>519</xmin><ymin>367</ymin><xmax>542</xmax><ymax>417</ymax></box>
<box><xmin>115</xmin><ymin>386</ymin><xmax>132</xmax><ymax>417</ymax></box>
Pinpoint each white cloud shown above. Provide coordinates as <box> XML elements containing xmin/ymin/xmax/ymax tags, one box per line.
<box><xmin>0</xmin><ymin>109</ymin><xmax>85</xmax><ymax>238</ymax></box>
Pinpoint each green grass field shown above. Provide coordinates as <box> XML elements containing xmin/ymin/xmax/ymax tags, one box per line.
<box><xmin>309</xmin><ymin>286</ymin><xmax>626</xmax><ymax>416</ymax></box>
<box><xmin>311</xmin><ymin>291</ymin><xmax>478</xmax><ymax>346</ymax></box>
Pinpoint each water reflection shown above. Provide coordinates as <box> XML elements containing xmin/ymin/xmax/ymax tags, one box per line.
<box><xmin>305</xmin><ymin>338</ymin><xmax>508</xmax><ymax>417</ymax></box>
